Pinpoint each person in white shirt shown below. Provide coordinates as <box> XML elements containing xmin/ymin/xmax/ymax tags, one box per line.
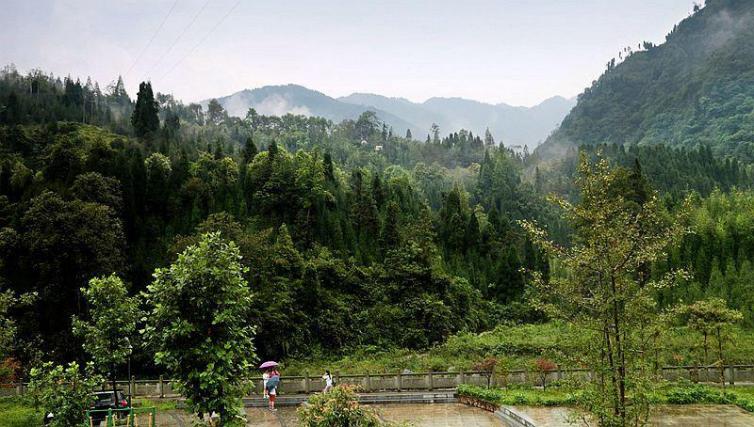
<box><xmin>262</xmin><ymin>371</ymin><xmax>270</xmax><ymax>399</ymax></box>
<box><xmin>322</xmin><ymin>370</ymin><xmax>333</xmax><ymax>393</ymax></box>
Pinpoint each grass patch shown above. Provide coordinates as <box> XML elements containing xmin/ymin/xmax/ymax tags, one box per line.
<box><xmin>458</xmin><ymin>383</ymin><xmax>754</xmax><ymax>414</ymax></box>
<box><xmin>284</xmin><ymin>322</ymin><xmax>754</xmax><ymax>375</ymax></box>
<box><xmin>131</xmin><ymin>398</ymin><xmax>179</xmax><ymax>411</ymax></box>
<box><xmin>458</xmin><ymin>384</ymin><xmax>580</xmax><ymax>407</ymax></box>
<box><xmin>0</xmin><ymin>398</ymin><xmax>41</xmax><ymax>427</ymax></box>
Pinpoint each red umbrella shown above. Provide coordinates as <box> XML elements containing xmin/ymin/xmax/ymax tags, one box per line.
<box><xmin>259</xmin><ymin>361</ymin><xmax>279</xmax><ymax>369</ymax></box>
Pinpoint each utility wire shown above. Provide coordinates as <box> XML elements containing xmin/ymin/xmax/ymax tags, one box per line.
<box><xmin>145</xmin><ymin>0</ymin><xmax>213</xmax><ymax>80</ymax></box>
<box><xmin>124</xmin><ymin>0</ymin><xmax>179</xmax><ymax>79</ymax></box>
<box><xmin>159</xmin><ymin>0</ymin><xmax>242</xmax><ymax>81</ymax></box>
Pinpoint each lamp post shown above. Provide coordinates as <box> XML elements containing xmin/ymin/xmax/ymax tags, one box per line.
<box><xmin>126</xmin><ymin>339</ymin><xmax>133</xmax><ymax>405</ymax></box>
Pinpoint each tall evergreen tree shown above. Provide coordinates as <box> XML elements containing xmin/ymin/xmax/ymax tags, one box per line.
<box><xmin>131</xmin><ymin>81</ymin><xmax>159</xmax><ymax>137</ymax></box>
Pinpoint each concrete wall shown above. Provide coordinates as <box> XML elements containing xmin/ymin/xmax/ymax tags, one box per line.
<box><xmin>4</xmin><ymin>365</ymin><xmax>754</xmax><ymax>398</ymax></box>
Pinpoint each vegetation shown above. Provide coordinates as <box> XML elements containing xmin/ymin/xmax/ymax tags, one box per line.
<box><xmin>522</xmin><ymin>154</ymin><xmax>690</xmax><ymax>426</ymax></box>
<box><xmin>544</xmin><ymin>0</ymin><xmax>754</xmax><ymax>162</ymax></box>
<box><xmin>284</xmin><ymin>321</ymin><xmax>754</xmax><ymax>376</ymax></box>
<box><xmin>3</xmin><ymin>11</ymin><xmax>754</xmax><ymax>421</ymax></box>
<box><xmin>72</xmin><ymin>275</ymin><xmax>139</xmax><ymax>408</ymax></box>
<box><xmin>27</xmin><ymin>362</ymin><xmax>102</xmax><ymax>427</ymax></box>
<box><xmin>143</xmin><ymin>233</ymin><xmax>255</xmax><ymax>425</ymax></box>
<box><xmin>0</xmin><ymin>398</ymin><xmax>41</xmax><ymax>427</ymax></box>
<box><xmin>297</xmin><ymin>385</ymin><xmax>383</xmax><ymax>427</ymax></box>
<box><xmin>458</xmin><ymin>383</ymin><xmax>754</xmax><ymax>415</ymax></box>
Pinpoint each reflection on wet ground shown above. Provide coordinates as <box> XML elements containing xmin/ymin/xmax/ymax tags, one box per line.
<box><xmin>162</xmin><ymin>402</ymin><xmax>754</xmax><ymax>426</ymax></box>
<box><xmin>650</xmin><ymin>404</ymin><xmax>754</xmax><ymax>427</ymax></box>
<box><xmin>374</xmin><ymin>403</ymin><xmax>502</xmax><ymax>426</ymax></box>
<box><xmin>511</xmin><ymin>404</ymin><xmax>754</xmax><ymax>427</ymax></box>
<box><xmin>243</xmin><ymin>403</ymin><xmax>501</xmax><ymax>426</ymax></box>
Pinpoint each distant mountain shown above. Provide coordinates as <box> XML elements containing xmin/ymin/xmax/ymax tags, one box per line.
<box><xmin>207</xmin><ymin>85</ymin><xmax>575</xmax><ymax>148</ymax></box>
<box><xmin>340</xmin><ymin>94</ymin><xmax>574</xmax><ymax>148</ymax></box>
<box><xmin>539</xmin><ymin>0</ymin><xmax>754</xmax><ymax>161</ymax></box>
<box><xmin>205</xmin><ymin>84</ymin><xmax>418</xmax><ymax>135</ymax></box>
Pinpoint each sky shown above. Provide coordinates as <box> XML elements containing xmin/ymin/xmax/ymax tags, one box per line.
<box><xmin>0</xmin><ymin>0</ymin><xmax>698</xmax><ymax>107</ymax></box>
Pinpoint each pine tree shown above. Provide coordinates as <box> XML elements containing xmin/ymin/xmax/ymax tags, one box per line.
<box><xmin>242</xmin><ymin>136</ymin><xmax>258</xmax><ymax>164</ymax></box>
<box><xmin>405</xmin><ymin>129</ymin><xmax>412</xmax><ymax>140</ymax></box>
<box><xmin>323</xmin><ymin>152</ymin><xmax>334</xmax><ymax>182</ymax></box>
<box><xmin>131</xmin><ymin>81</ymin><xmax>159</xmax><ymax>137</ymax></box>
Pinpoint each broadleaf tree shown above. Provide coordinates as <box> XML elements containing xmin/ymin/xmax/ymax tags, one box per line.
<box><xmin>72</xmin><ymin>274</ymin><xmax>140</xmax><ymax>408</ymax></box>
<box><xmin>143</xmin><ymin>232</ymin><xmax>256</xmax><ymax>426</ymax></box>
<box><xmin>521</xmin><ymin>154</ymin><xmax>690</xmax><ymax>427</ymax></box>
<box><xmin>28</xmin><ymin>361</ymin><xmax>102</xmax><ymax>427</ymax></box>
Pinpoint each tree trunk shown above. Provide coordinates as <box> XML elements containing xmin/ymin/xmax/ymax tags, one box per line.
<box><xmin>717</xmin><ymin>327</ymin><xmax>725</xmax><ymax>389</ymax></box>
<box><xmin>611</xmin><ymin>276</ymin><xmax>626</xmax><ymax>424</ymax></box>
<box><xmin>112</xmin><ymin>363</ymin><xmax>119</xmax><ymax>409</ymax></box>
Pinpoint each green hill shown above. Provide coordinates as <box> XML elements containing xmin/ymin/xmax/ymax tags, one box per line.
<box><xmin>541</xmin><ymin>0</ymin><xmax>754</xmax><ymax>161</ymax></box>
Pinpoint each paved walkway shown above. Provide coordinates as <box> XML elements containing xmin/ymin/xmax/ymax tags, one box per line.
<box><xmin>510</xmin><ymin>404</ymin><xmax>754</xmax><ymax>427</ymax></box>
<box><xmin>244</xmin><ymin>403</ymin><xmax>502</xmax><ymax>426</ymax></box>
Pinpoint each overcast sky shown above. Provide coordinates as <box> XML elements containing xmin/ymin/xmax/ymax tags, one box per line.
<box><xmin>1</xmin><ymin>0</ymin><xmax>698</xmax><ymax>107</ymax></box>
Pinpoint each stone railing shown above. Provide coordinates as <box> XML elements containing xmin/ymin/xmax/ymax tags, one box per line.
<box><xmin>3</xmin><ymin>364</ymin><xmax>753</xmax><ymax>398</ymax></box>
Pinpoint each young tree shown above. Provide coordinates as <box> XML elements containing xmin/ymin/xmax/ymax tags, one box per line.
<box><xmin>29</xmin><ymin>362</ymin><xmax>102</xmax><ymax>427</ymax></box>
<box><xmin>521</xmin><ymin>154</ymin><xmax>689</xmax><ymax>426</ymax></box>
<box><xmin>143</xmin><ymin>233</ymin><xmax>256</xmax><ymax>425</ymax></box>
<box><xmin>131</xmin><ymin>81</ymin><xmax>159</xmax><ymax>137</ymax></box>
<box><xmin>673</xmin><ymin>298</ymin><xmax>743</xmax><ymax>388</ymax></box>
<box><xmin>72</xmin><ymin>275</ymin><xmax>139</xmax><ymax>408</ymax></box>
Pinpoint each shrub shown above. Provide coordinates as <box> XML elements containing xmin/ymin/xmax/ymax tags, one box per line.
<box><xmin>28</xmin><ymin>362</ymin><xmax>102</xmax><ymax>427</ymax></box>
<box><xmin>664</xmin><ymin>385</ymin><xmax>736</xmax><ymax>404</ymax></box>
<box><xmin>298</xmin><ymin>385</ymin><xmax>382</xmax><ymax>427</ymax></box>
<box><xmin>532</xmin><ymin>358</ymin><xmax>557</xmax><ymax>390</ymax></box>
<box><xmin>0</xmin><ymin>357</ymin><xmax>21</xmax><ymax>383</ymax></box>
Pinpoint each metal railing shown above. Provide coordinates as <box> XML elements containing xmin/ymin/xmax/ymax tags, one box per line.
<box><xmin>85</xmin><ymin>407</ymin><xmax>156</xmax><ymax>427</ymax></box>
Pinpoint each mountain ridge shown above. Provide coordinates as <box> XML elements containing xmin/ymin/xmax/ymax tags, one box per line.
<box><xmin>538</xmin><ymin>0</ymin><xmax>754</xmax><ymax>161</ymax></box>
<box><xmin>206</xmin><ymin>85</ymin><xmax>575</xmax><ymax>148</ymax></box>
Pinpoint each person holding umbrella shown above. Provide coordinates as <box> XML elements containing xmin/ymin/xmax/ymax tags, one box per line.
<box><xmin>260</xmin><ymin>361</ymin><xmax>280</xmax><ymax>411</ymax></box>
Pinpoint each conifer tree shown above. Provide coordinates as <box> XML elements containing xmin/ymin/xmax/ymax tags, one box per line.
<box><xmin>131</xmin><ymin>81</ymin><xmax>159</xmax><ymax>137</ymax></box>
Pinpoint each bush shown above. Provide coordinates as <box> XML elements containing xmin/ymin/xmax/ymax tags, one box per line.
<box><xmin>457</xmin><ymin>384</ymin><xmax>578</xmax><ymax>407</ymax></box>
<box><xmin>664</xmin><ymin>385</ymin><xmax>736</xmax><ymax>405</ymax></box>
<box><xmin>28</xmin><ymin>362</ymin><xmax>102</xmax><ymax>427</ymax></box>
<box><xmin>298</xmin><ymin>385</ymin><xmax>383</xmax><ymax>427</ymax></box>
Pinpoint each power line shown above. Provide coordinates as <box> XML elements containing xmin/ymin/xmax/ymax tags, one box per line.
<box><xmin>124</xmin><ymin>0</ymin><xmax>179</xmax><ymax>79</ymax></box>
<box><xmin>144</xmin><ymin>0</ymin><xmax>213</xmax><ymax>80</ymax></box>
<box><xmin>159</xmin><ymin>0</ymin><xmax>242</xmax><ymax>81</ymax></box>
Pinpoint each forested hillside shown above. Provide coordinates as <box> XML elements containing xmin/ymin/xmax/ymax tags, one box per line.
<box><xmin>0</xmin><ymin>66</ymin><xmax>551</xmax><ymax>369</ymax></box>
<box><xmin>2</xmin><ymin>55</ymin><xmax>754</xmax><ymax>380</ymax></box>
<box><xmin>541</xmin><ymin>0</ymin><xmax>754</xmax><ymax>161</ymax></box>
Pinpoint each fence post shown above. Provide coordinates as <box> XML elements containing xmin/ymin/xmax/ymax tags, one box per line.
<box><xmin>130</xmin><ymin>375</ymin><xmax>136</xmax><ymax>398</ymax></box>
<box><xmin>730</xmin><ymin>366</ymin><xmax>736</xmax><ymax>385</ymax></box>
<box><xmin>158</xmin><ymin>376</ymin><xmax>164</xmax><ymax>398</ymax></box>
<box><xmin>459</xmin><ymin>370</ymin><xmax>465</xmax><ymax>386</ymax></box>
<box><xmin>304</xmin><ymin>372</ymin><xmax>310</xmax><ymax>393</ymax></box>
<box><xmin>366</xmin><ymin>372</ymin><xmax>372</xmax><ymax>392</ymax></box>
<box><xmin>428</xmin><ymin>372</ymin><xmax>434</xmax><ymax>391</ymax></box>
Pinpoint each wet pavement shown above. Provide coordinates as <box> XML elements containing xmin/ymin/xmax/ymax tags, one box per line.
<box><xmin>508</xmin><ymin>405</ymin><xmax>581</xmax><ymax>426</ymax></box>
<box><xmin>374</xmin><ymin>403</ymin><xmax>502</xmax><ymax>426</ymax></box>
<box><xmin>650</xmin><ymin>404</ymin><xmax>754</xmax><ymax>427</ymax></box>
<box><xmin>243</xmin><ymin>403</ymin><xmax>501</xmax><ymax>426</ymax></box>
<box><xmin>509</xmin><ymin>404</ymin><xmax>754</xmax><ymax>427</ymax></box>
<box><xmin>159</xmin><ymin>403</ymin><xmax>754</xmax><ymax>426</ymax></box>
